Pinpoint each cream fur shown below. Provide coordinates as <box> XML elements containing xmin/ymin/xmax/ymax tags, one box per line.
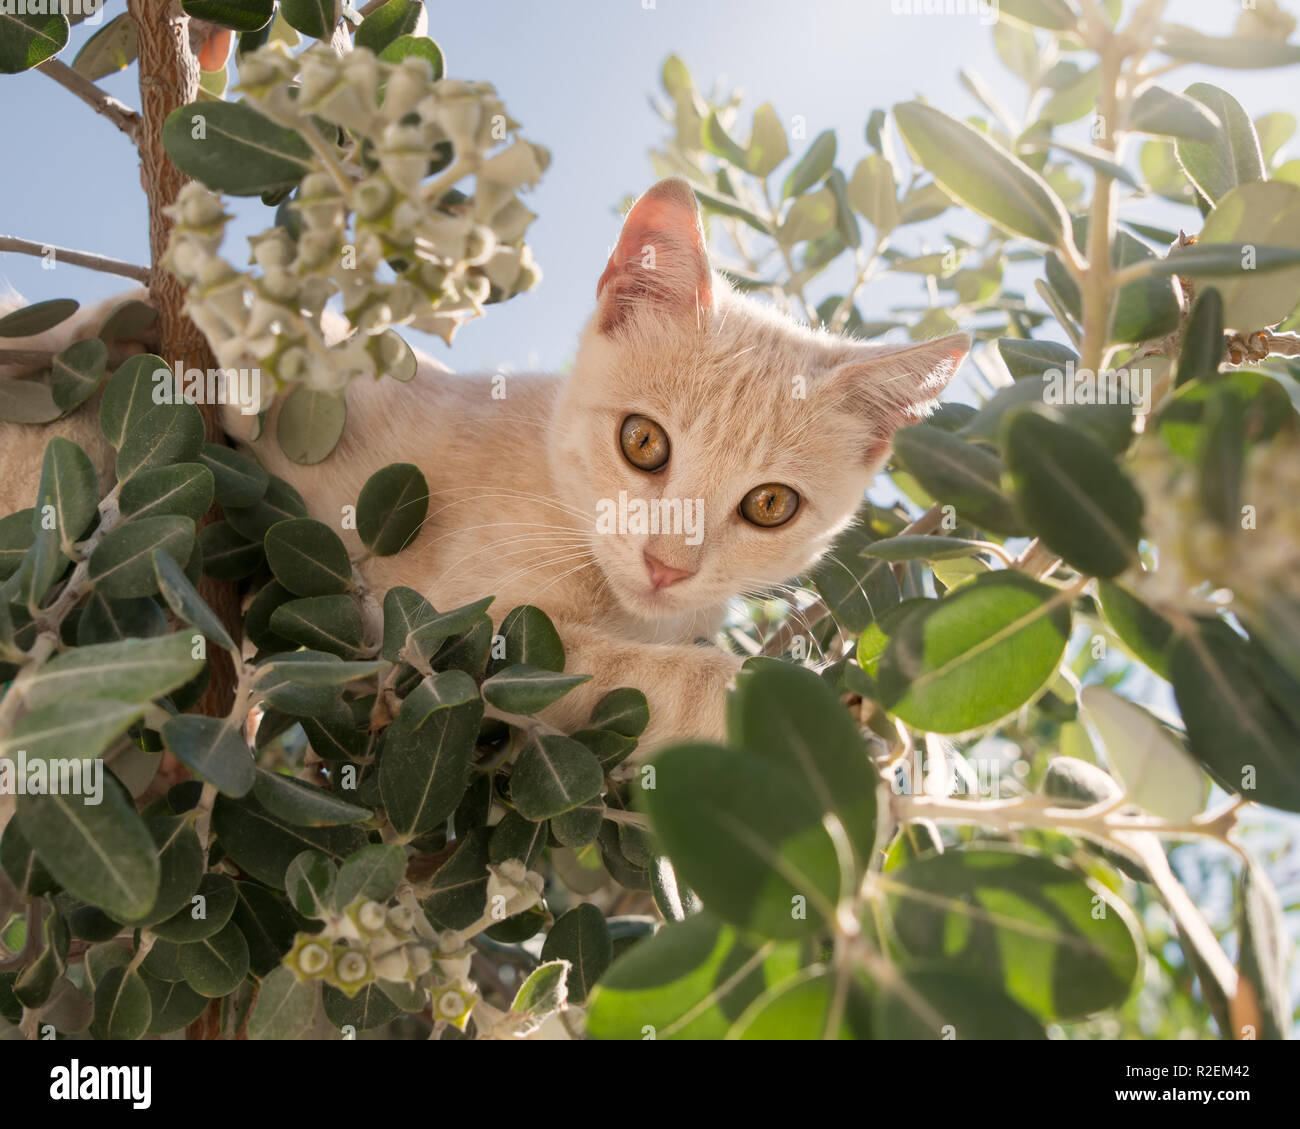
<box><xmin>0</xmin><ymin>180</ymin><xmax>968</xmax><ymax>751</ymax></box>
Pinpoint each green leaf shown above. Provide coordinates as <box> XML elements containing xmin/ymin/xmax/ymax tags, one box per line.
<box><xmin>861</xmin><ymin>535</ymin><xmax>990</xmax><ymax>562</ymax></box>
<box><xmin>275</xmin><ymin>384</ymin><xmax>347</xmax><ymax>465</ymax></box>
<box><xmin>179</xmin><ymin>920</ymin><xmax>250</xmax><ymax>997</ymax></box>
<box><xmin>588</xmin><ymin>687</ymin><xmax>649</xmax><ymax>738</ymax></box>
<box><xmin>1236</xmin><ymin>859</ymin><xmax>1290</xmax><ymax>1040</ymax></box>
<box><xmin>151</xmin><ymin>873</ymin><xmax>238</xmax><ymax>943</ymax></box>
<box><xmin>703</xmin><ymin>111</ymin><xmax>748</xmax><ymax>166</ymax></box>
<box><xmin>50</xmin><ymin>337</ymin><xmax>109</xmax><ymax>411</ymax></box>
<box><xmin>144</xmin><ymin>972</ymin><xmax>207</xmax><ymax>1033</ymax></box>
<box><xmin>1170</xmin><ymin>620</ymin><xmax>1300</xmax><ymax>811</ymax></box>
<box><xmin>0</xmin><ymin>10</ymin><xmax>68</xmax><ymax>73</ymax></box>
<box><xmin>90</xmin><ymin>966</ymin><xmax>151</xmax><ymax>1040</ymax></box>
<box><xmin>161</xmin><ymin>715</ymin><xmax>255</xmax><ymax>797</ymax></box>
<box><xmin>153</xmin><ymin>548</ymin><xmax>236</xmax><ymax>653</ymax></box>
<box><xmin>894</xmin><ymin>101</ymin><xmax>1070</xmax><ymax>247</ymax></box>
<box><xmin>265</xmin><ymin>517</ymin><xmax>353</xmax><ymax>596</ymax></box>
<box><xmin>0</xmin><ymin>297</ymin><xmax>77</xmax><ymax>336</ymax></box>
<box><xmin>1030</xmin><ymin>140</ymin><xmax>1140</xmax><ymax>190</ymax></box>
<box><xmin>729</xmin><ymin>659</ymin><xmax>876</xmax><ymax>862</ymax></box>
<box><xmin>1130</xmin><ymin>84</ymin><xmax>1221</xmax><ymax>143</ymax></box>
<box><xmin>486</xmin><ymin>604</ymin><xmax>565</xmax><ymax>676</ymax></box>
<box><xmin>21</xmin><ymin>632</ymin><xmax>204</xmax><ymax>710</ymax></box>
<box><xmin>481</xmin><ymin>663</ymin><xmax>591</xmax><ymax>715</ymax></box>
<box><xmin>354</xmin><ymin>0</ymin><xmax>425</xmax><ymax>53</ymax></box>
<box><xmin>379</xmin><ymin>671</ymin><xmax>484</xmax><ymax>838</ymax></box>
<box><xmin>998</xmin><ymin>0</ymin><xmax>1078</xmax><ymax>31</ymax></box>
<box><xmin>212</xmin><ymin>791</ymin><xmax>369</xmax><ymax>889</ymax></box>
<box><xmin>224</xmin><ymin>475</ymin><xmax>307</xmax><ymax>541</ymax></box>
<box><xmin>162</xmin><ymin>100</ymin><xmax>313</xmax><ymax>196</ymax></box>
<box><xmin>874</xmin><ymin>969</ymin><xmax>1045</xmax><ymax>1039</ymax></box>
<box><xmin>377</xmin><ymin>35</ymin><xmax>444</xmax><ymax>79</ymax></box>
<box><xmin>79</xmin><ymin>595</ymin><xmax>163</xmax><ymax>654</ymax></box>
<box><xmin>1097</xmin><ymin>581</ymin><xmax>1175</xmax><ymax>678</ymax></box>
<box><xmin>586</xmin><ymin>913</ymin><xmax>796</xmax><ymax>1040</ymax></box>
<box><xmin>0</xmin><ymin>508</ymin><xmax>34</xmax><ymax>580</ymax></box>
<box><xmin>877</xmin><ymin>572</ymin><xmax>1073</xmax><ymax>733</ymax></box>
<box><xmin>891</xmin><ymin>423</ymin><xmax>1025</xmax><ymax>536</ymax></box>
<box><xmin>510</xmin><ymin>735</ymin><xmax>604</xmax><ymax>821</ymax></box>
<box><xmin>540</xmin><ymin>904</ymin><xmax>612</xmax><ymax>1004</ymax></box>
<box><xmin>181</xmin><ymin>1</ymin><xmax>276</xmax><ymax>34</ymax></box>
<box><xmin>89</xmin><ymin>515</ymin><xmax>195</xmax><ymax>599</ymax></box>
<box><xmin>115</xmin><ymin>401</ymin><xmax>206</xmax><ymax>483</ymax></box>
<box><xmin>284</xmin><ymin>849</ymin><xmax>336</xmax><ymax>917</ymax></box>
<box><xmin>97</xmin><ymin>299</ymin><xmax>157</xmax><ymax>344</ymax></box>
<box><xmin>270</xmin><ymin>594</ymin><xmax>364</xmax><ymax>657</ymax></box>
<box><xmin>511</xmin><ymin>959</ymin><xmax>569</xmax><ymax>1017</ymax></box>
<box><xmin>1003</xmin><ymin>408</ymin><xmax>1143</xmax><ymax>578</ymax></box>
<box><xmin>198</xmin><ymin>521</ymin><xmax>262</xmax><ymax>580</ymax></box>
<box><xmin>1079</xmin><ymin>686</ymin><xmax>1204</xmax><ymax>821</ymax></box>
<box><xmin>421</xmin><ymin>829</ymin><xmax>490</xmax><ymax>931</ymax></box>
<box><xmin>886</xmin><ymin>846</ymin><xmax>1142</xmax><ymax>1020</ymax></box>
<box><xmin>808</xmin><ymin>514</ymin><xmax>901</xmax><ymax>633</ymax></box>
<box><xmin>14</xmin><ymin>744</ymin><xmax>159</xmax><ymax>922</ymax></box>
<box><xmin>645</xmin><ymin>742</ymin><xmax>840</xmax><ymax>939</ymax></box>
<box><xmin>323</xmin><ymin>982</ymin><xmax>399</xmax><ymax>1030</ymax></box>
<box><xmin>99</xmin><ymin>354</ymin><xmax>166</xmax><ymax>449</ymax></box>
<box><xmin>199</xmin><ymin>443</ymin><xmax>268</xmax><ymax>508</ymax></box>
<box><xmin>33</xmin><ymin>435</ymin><xmax>98</xmax><ymax>552</ymax></box>
<box><xmin>782</xmin><ymin>130</ymin><xmax>836</xmax><ymax>198</ymax></box>
<box><xmin>356</xmin><ymin>462</ymin><xmax>429</xmax><ymax>556</ymax></box>
<box><xmin>335</xmin><ymin>843</ymin><xmax>406</xmax><ymax>906</ymax></box>
<box><xmin>1176</xmin><ymin>288</ymin><xmax>1225</xmax><ymax>386</ymax></box>
<box><xmin>231</xmin><ymin>882</ymin><xmax>305</xmax><ymax>976</ymax></box>
<box><xmin>248</xmin><ymin>964</ymin><xmax>319</xmax><ymax>1039</ymax></box>
<box><xmin>847</xmin><ymin>153</ymin><xmax>898</xmax><ymax>233</ymax></box>
<box><xmin>1039</xmin><ymin>65</ymin><xmax>1101</xmax><ymax>127</ymax></box>
<box><xmin>0</xmin><ymin>377</ymin><xmax>61</xmax><ymax>424</ymax></box>
<box><xmin>727</xmin><ymin>966</ymin><xmax>873</xmax><ymax>1039</ymax></box>
<box><xmin>746</xmin><ymin>103</ymin><xmax>788</xmax><ymax>177</ymax></box>
<box><xmin>686</xmin><ymin>179</ymin><xmax>772</xmax><ymax>235</ymax></box>
<box><xmin>120</xmin><ymin>462</ymin><xmax>214</xmax><ymax>523</ymax></box>
<box><xmin>779</xmin><ymin>186</ymin><xmax>837</xmax><ymax>245</ymax></box>
<box><xmin>489</xmin><ymin>811</ymin><xmax>548</xmax><ymax>868</ymax></box>
<box><xmin>1192</xmin><ymin>180</ymin><xmax>1300</xmax><ymax>331</ymax></box>
<box><xmin>253</xmin><ymin>768</ymin><xmax>371</xmax><ymax>828</ymax></box>
<box><xmin>121</xmin><ymin>816</ymin><xmax>205</xmax><ymax>927</ymax></box>
<box><xmin>71</xmin><ymin>11</ymin><xmax>137</xmax><ymax>81</ymax></box>
<box><xmin>1157</xmin><ymin>24</ymin><xmax>1300</xmax><ymax>69</ymax></box>
<box><xmin>1175</xmin><ymin>84</ymin><xmax>1265</xmax><ymax>205</ymax></box>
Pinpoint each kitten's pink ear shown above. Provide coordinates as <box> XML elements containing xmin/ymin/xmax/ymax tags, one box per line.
<box><xmin>829</xmin><ymin>333</ymin><xmax>970</xmax><ymax>464</ymax></box>
<box><xmin>596</xmin><ymin>178</ymin><xmax>713</xmax><ymax>333</ymax></box>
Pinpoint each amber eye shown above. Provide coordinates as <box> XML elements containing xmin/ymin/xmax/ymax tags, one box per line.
<box><xmin>739</xmin><ymin>483</ymin><xmax>799</xmax><ymax>528</ymax></box>
<box><xmin>620</xmin><ymin>414</ymin><xmax>670</xmax><ymax>472</ymax></box>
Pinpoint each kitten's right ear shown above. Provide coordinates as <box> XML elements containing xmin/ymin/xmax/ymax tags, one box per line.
<box><xmin>596</xmin><ymin>178</ymin><xmax>713</xmax><ymax>334</ymax></box>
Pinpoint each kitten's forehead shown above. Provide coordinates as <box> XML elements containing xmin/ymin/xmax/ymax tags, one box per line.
<box><xmin>607</xmin><ymin>298</ymin><xmax>853</xmax><ymax>476</ymax></box>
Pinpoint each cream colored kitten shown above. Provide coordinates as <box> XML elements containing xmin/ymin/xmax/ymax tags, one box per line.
<box><xmin>1</xmin><ymin>178</ymin><xmax>967</xmax><ymax>750</ymax></box>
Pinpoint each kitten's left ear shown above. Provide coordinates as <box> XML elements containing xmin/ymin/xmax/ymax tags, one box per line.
<box><xmin>828</xmin><ymin>333</ymin><xmax>970</xmax><ymax>463</ymax></box>
<box><xmin>596</xmin><ymin>178</ymin><xmax>713</xmax><ymax>334</ymax></box>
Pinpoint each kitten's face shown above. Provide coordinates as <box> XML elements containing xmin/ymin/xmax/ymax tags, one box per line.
<box><xmin>549</xmin><ymin>179</ymin><xmax>967</xmax><ymax>624</ymax></box>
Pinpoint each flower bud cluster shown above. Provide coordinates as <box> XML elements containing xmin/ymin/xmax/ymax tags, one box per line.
<box><xmin>164</xmin><ymin>43</ymin><xmax>546</xmax><ymax>404</ymax></box>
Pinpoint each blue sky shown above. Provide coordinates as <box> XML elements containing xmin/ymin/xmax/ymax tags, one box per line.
<box><xmin>2</xmin><ymin>0</ymin><xmax>1294</xmax><ymax>378</ymax></box>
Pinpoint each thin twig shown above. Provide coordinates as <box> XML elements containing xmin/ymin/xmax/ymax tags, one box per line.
<box><xmin>36</xmin><ymin>59</ymin><xmax>141</xmax><ymax>143</ymax></box>
<box><xmin>0</xmin><ymin>236</ymin><xmax>151</xmax><ymax>283</ymax></box>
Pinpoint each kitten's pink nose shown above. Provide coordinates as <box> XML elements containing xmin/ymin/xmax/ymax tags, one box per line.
<box><xmin>644</xmin><ymin>551</ymin><xmax>693</xmax><ymax>589</ymax></box>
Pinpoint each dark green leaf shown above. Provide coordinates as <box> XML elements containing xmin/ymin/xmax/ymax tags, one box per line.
<box><xmin>356</xmin><ymin>462</ymin><xmax>429</xmax><ymax>556</ymax></box>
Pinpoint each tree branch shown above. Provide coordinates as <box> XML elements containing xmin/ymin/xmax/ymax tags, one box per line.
<box><xmin>36</xmin><ymin>59</ymin><xmax>141</xmax><ymax>144</ymax></box>
<box><xmin>0</xmin><ymin>236</ymin><xmax>151</xmax><ymax>283</ymax></box>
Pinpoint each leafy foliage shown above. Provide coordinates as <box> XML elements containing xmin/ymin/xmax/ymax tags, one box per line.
<box><xmin>1</xmin><ymin>0</ymin><xmax>1298</xmax><ymax>1043</ymax></box>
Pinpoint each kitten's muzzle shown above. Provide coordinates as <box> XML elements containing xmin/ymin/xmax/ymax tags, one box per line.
<box><xmin>643</xmin><ymin>551</ymin><xmax>693</xmax><ymax>589</ymax></box>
